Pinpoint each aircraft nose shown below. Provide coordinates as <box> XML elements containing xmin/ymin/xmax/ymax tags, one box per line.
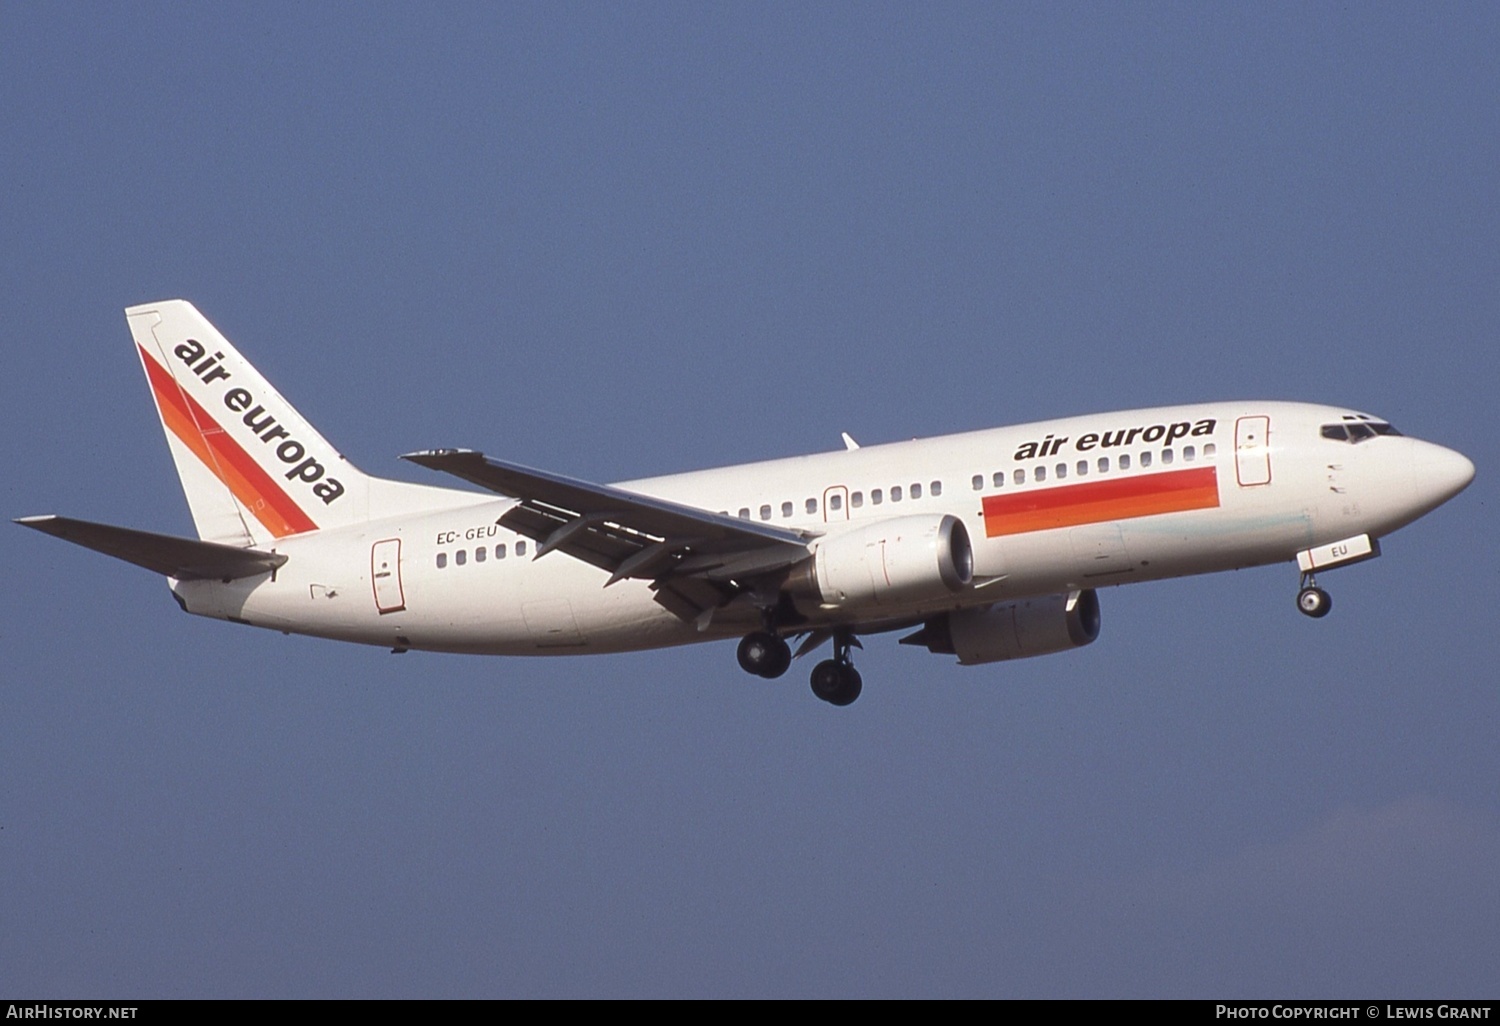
<box><xmin>1408</xmin><ymin>438</ymin><xmax>1475</xmax><ymax>511</ymax></box>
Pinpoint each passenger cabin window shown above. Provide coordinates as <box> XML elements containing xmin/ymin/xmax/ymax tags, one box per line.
<box><xmin>851</xmin><ymin>492</ymin><xmax>863</xmax><ymax>508</ymax></box>
<box><xmin>496</xmin><ymin>544</ymin><xmax>506</xmax><ymax>559</ymax></box>
<box><xmin>739</xmin><ymin>508</ymin><xmax>750</xmax><ymax>519</ymax></box>
<box><xmin>436</xmin><ymin>552</ymin><xmax>447</xmax><ymax>569</ymax></box>
<box><xmin>891</xmin><ymin>486</ymin><xmax>903</xmax><ymax>502</ymax></box>
<box><xmin>475</xmin><ymin>546</ymin><xmax>486</xmax><ymax>563</ymax></box>
<box><xmin>910</xmin><ymin>483</ymin><xmax>922</xmax><ymax>499</ymax></box>
<box><xmin>1077</xmin><ymin>460</ymin><xmax>1088</xmax><ymax>476</ymax></box>
<box><xmin>1055</xmin><ymin>463</ymin><xmax>1067</xmax><ymax>479</ymax></box>
<box><xmin>781</xmin><ymin>501</ymin><xmax>794</xmax><ymax>518</ymax></box>
<box><xmin>993</xmin><ymin>472</ymin><xmax>1005</xmax><ymax>488</ymax></box>
<box><xmin>455</xmin><ymin>549</ymin><xmax>467</xmax><ymax>566</ymax></box>
<box><xmin>1120</xmin><ymin>454</ymin><xmax>1131</xmax><ymax>470</ymax></box>
<box><xmin>515</xmin><ymin>541</ymin><xmax>527</xmax><ymax>556</ymax></box>
<box><xmin>829</xmin><ymin>494</ymin><xmax>842</xmax><ymax>511</ymax></box>
<box><xmin>871</xmin><ymin>489</ymin><xmax>882</xmax><ymax>505</ymax></box>
<box><xmin>1162</xmin><ymin>448</ymin><xmax>1174</xmax><ymax>465</ymax></box>
<box><xmin>759</xmin><ymin>504</ymin><xmax>772</xmax><ymax>520</ymax></box>
<box><xmin>930</xmin><ymin>480</ymin><xmax>942</xmax><ymax>497</ymax></box>
<box><xmin>1035</xmin><ymin>466</ymin><xmax>1047</xmax><ymax>482</ymax></box>
<box><xmin>972</xmin><ymin>474</ymin><xmax>984</xmax><ymax>491</ymax></box>
<box><xmin>1204</xmin><ymin>443</ymin><xmax>1216</xmax><ymax>457</ymax></box>
<box><xmin>806</xmin><ymin>498</ymin><xmax>818</xmax><ymax>514</ymax></box>
<box><xmin>1098</xmin><ymin>457</ymin><xmax>1109</xmax><ymax>473</ymax></box>
<box><xmin>1184</xmin><ymin>446</ymin><xmax>1195</xmax><ymax>462</ymax></box>
<box><xmin>1013</xmin><ymin>469</ymin><xmax>1025</xmax><ymax>485</ymax></box>
<box><xmin>1140</xmin><ymin>452</ymin><xmax>1153</xmax><ymax>468</ymax></box>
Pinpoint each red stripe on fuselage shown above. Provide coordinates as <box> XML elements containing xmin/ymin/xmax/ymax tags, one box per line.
<box><xmin>982</xmin><ymin>465</ymin><xmax>1219</xmax><ymax>536</ymax></box>
<box><xmin>139</xmin><ymin>345</ymin><xmax>318</xmax><ymax>537</ymax></box>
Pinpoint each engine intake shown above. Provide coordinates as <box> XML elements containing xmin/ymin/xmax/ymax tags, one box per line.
<box><xmin>901</xmin><ymin>589</ymin><xmax>1100</xmax><ymax>665</ymax></box>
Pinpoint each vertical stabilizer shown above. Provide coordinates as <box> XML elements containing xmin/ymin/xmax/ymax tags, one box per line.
<box><xmin>127</xmin><ymin>301</ymin><xmax>376</xmax><ymax>546</ymax></box>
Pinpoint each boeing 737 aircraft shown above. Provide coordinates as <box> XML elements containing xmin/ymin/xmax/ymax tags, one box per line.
<box><xmin>18</xmin><ymin>301</ymin><xmax>1474</xmax><ymax>705</ymax></box>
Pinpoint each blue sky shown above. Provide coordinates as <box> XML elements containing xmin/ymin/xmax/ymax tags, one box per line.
<box><xmin>3</xmin><ymin>3</ymin><xmax>1497</xmax><ymax>997</ymax></box>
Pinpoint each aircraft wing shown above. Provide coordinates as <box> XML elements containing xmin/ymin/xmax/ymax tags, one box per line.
<box><xmin>402</xmin><ymin>449</ymin><xmax>815</xmax><ymax>619</ymax></box>
<box><xmin>15</xmin><ymin>515</ymin><xmax>287</xmax><ymax>581</ymax></box>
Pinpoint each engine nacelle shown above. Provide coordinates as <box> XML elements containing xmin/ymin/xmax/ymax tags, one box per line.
<box><xmin>790</xmin><ymin>514</ymin><xmax>973</xmax><ymax>610</ymax></box>
<box><xmin>901</xmin><ymin>589</ymin><xmax>1101</xmax><ymax>665</ymax></box>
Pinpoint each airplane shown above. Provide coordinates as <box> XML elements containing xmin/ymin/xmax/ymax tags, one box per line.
<box><xmin>17</xmin><ymin>301</ymin><xmax>1475</xmax><ymax>706</ymax></box>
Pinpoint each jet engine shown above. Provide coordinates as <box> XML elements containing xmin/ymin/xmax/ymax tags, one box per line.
<box><xmin>788</xmin><ymin>514</ymin><xmax>973</xmax><ymax>610</ymax></box>
<box><xmin>901</xmin><ymin>589</ymin><xmax>1100</xmax><ymax>665</ymax></box>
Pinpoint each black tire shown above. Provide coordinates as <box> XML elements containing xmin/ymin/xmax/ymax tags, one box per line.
<box><xmin>738</xmin><ymin>631</ymin><xmax>791</xmax><ymax>678</ymax></box>
<box><xmin>810</xmin><ymin>661</ymin><xmax>862</xmax><ymax>706</ymax></box>
<box><xmin>810</xmin><ymin>659</ymin><xmax>844</xmax><ymax>702</ymax></box>
<box><xmin>1297</xmin><ymin>587</ymin><xmax>1332</xmax><ymax>618</ymax></box>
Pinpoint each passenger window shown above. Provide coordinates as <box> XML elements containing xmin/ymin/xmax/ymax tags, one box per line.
<box><xmin>739</xmin><ymin>508</ymin><xmax>751</xmax><ymax>519</ymax></box>
<box><xmin>475</xmin><ymin>546</ymin><xmax>486</xmax><ymax>563</ymax></box>
<box><xmin>1098</xmin><ymin>457</ymin><xmax>1109</xmax><ymax>473</ymax></box>
<box><xmin>829</xmin><ymin>494</ymin><xmax>842</xmax><ymax>512</ymax></box>
<box><xmin>781</xmin><ymin>501</ymin><xmax>793</xmax><ymax>518</ymax></box>
<box><xmin>1055</xmin><ymin>463</ymin><xmax>1067</xmax><ymax>479</ymax></box>
<box><xmin>1162</xmin><ymin>449</ymin><xmax>1174</xmax><ymax>465</ymax></box>
<box><xmin>496</xmin><ymin>544</ymin><xmax>506</xmax><ymax>559</ymax></box>
<box><xmin>851</xmin><ymin>492</ymin><xmax>863</xmax><ymax>509</ymax></box>
<box><xmin>1140</xmin><ymin>451</ymin><xmax>1153</xmax><ymax>468</ymax></box>
<box><xmin>1184</xmin><ymin>446</ymin><xmax>1195</xmax><ymax>462</ymax></box>
<box><xmin>972</xmin><ymin>474</ymin><xmax>984</xmax><ymax>491</ymax></box>
<box><xmin>759</xmin><ymin>504</ymin><xmax>772</xmax><ymax>520</ymax></box>
<box><xmin>1013</xmin><ymin>468</ymin><xmax>1025</xmax><ymax>485</ymax></box>
<box><xmin>871</xmin><ymin>489</ymin><xmax>882</xmax><ymax>505</ymax></box>
<box><xmin>1077</xmin><ymin>460</ymin><xmax>1088</xmax><ymax>477</ymax></box>
<box><xmin>515</xmin><ymin>541</ymin><xmax>527</xmax><ymax>556</ymax></box>
<box><xmin>455</xmin><ymin>549</ymin><xmax>467</xmax><ymax>566</ymax></box>
<box><xmin>1204</xmin><ymin>443</ymin><xmax>1216</xmax><ymax>457</ymax></box>
<box><xmin>910</xmin><ymin>483</ymin><xmax>922</xmax><ymax>499</ymax></box>
<box><xmin>436</xmin><ymin>552</ymin><xmax>447</xmax><ymax>569</ymax></box>
<box><xmin>891</xmin><ymin>486</ymin><xmax>903</xmax><ymax>502</ymax></box>
<box><xmin>930</xmin><ymin>480</ymin><xmax>942</xmax><ymax>497</ymax></box>
<box><xmin>1120</xmin><ymin>454</ymin><xmax>1131</xmax><ymax>470</ymax></box>
<box><xmin>1035</xmin><ymin>466</ymin><xmax>1047</xmax><ymax>482</ymax></box>
<box><xmin>993</xmin><ymin>472</ymin><xmax>1005</xmax><ymax>488</ymax></box>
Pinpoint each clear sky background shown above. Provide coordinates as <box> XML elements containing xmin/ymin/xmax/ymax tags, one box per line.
<box><xmin>3</xmin><ymin>3</ymin><xmax>1496</xmax><ymax>998</ymax></box>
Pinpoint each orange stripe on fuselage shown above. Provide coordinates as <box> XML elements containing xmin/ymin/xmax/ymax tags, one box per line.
<box><xmin>139</xmin><ymin>345</ymin><xmax>318</xmax><ymax>538</ymax></box>
<box><xmin>982</xmin><ymin>465</ymin><xmax>1219</xmax><ymax>537</ymax></box>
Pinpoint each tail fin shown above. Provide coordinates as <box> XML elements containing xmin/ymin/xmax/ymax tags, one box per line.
<box><xmin>128</xmin><ymin>300</ymin><xmax>379</xmax><ymax>546</ymax></box>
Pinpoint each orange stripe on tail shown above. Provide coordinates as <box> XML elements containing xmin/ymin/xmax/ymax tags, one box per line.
<box><xmin>139</xmin><ymin>346</ymin><xmax>318</xmax><ymax>537</ymax></box>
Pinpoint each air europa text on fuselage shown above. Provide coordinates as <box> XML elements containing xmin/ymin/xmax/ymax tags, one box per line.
<box><xmin>172</xmin><ymin>338</ymin><xmax>346</xmax><ymax>505</ymax></box>
<box><xmin>1013</xmin><ymin>419</ymin><xmax>1218</xmax><ymax>460</ymax></box>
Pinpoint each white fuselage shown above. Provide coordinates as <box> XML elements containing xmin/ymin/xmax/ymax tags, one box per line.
<box><xmin>170</xmin><ymin>400</ymin><xmax>1470</xmax><ymax>655</ymax></box>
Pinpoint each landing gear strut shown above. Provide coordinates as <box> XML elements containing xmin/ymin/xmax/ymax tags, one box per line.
<box><xmin>1297</xmin><ymin>572</ymin><xmax>1332</xmax><ymax>619</ymax></box>
<box><xmin>810</xmin><ymin>631</ymin><xmax>862</xmax><ymax>706</ymax></box>
<box><xmin>737</xmin><ymin>630</ymin><xmax>792</xmax><ymax>679</ymax></box>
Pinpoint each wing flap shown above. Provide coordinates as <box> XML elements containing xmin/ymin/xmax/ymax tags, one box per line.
<box><xmin>16</xmin><ymin>515</ymin><xmax>287</xmax><ymax>581</ymax></box>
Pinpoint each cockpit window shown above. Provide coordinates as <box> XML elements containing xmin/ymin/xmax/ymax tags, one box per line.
<box><xmin>1321</xmin><ymin>416</ymin><xmax>1402</xmax><ymax>443</ymax></box>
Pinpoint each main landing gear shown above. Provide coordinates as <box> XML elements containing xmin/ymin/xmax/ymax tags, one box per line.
<box><xmin>736</xmin><ymin>627</ymin><xmax>863</xmax><ymax>705</ymax></box>
<box><xmin>1296</xmin><ymin>572</ymin><xmax>1332</xmax><ymax>619</ymax></box>
<box><xmin>809</xmin><ymin>631</ymin><xmax>862</xmax><ymax>707</ymax></box>
<box><xmin>737</xmin><ymin>630</ymin><xmax>792</xmax><ymax>679</ymax></box>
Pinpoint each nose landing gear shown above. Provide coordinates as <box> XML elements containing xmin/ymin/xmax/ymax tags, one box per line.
<box><xmin>1296</xmin><ymin>573</ymin><xmax>1332</xmax><ymax>618</ymax></box>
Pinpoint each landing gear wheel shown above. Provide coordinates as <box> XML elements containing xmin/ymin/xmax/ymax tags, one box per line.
<box><xmin>1297</xmin><ymin>586</ymin><xmax>1332</xmax><ymax>618</ymax></box>
<box><xmin>810</xmin><ymin>659</ymin><xmax>863</xmax><ymax>706</ymax></box>
<box><xmin>737</xmin><ymin>631</ymin><xmax>792</xmax><ymax>678</ymax></box>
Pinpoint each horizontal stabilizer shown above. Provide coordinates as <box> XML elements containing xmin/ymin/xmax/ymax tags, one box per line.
<box><xmin>15</xmin><ymin>515</ymin><xmax>287</xmax><ymax>581</ymax></box>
